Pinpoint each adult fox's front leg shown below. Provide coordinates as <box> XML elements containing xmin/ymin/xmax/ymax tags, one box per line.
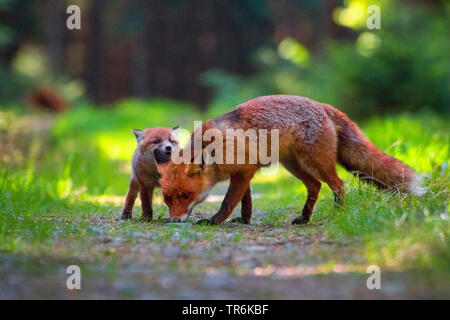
<box><xmin>230</xmin><ymin>186</ymin><xmax>252</xmax><ymax>224</ymax></box>
<box><xmin>198</xmin><ymin>171</ymin><xmax>256</xmax><ymax>225</ymax></box>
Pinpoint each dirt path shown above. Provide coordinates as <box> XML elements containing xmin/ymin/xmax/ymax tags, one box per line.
<box><xmin>1</xmin><ymin>207</ymin><xmax>447</xmax><ymax>299</ymax></box>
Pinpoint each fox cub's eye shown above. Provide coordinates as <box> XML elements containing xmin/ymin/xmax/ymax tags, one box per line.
<box><xmin>169</xmin><ymin>138</ymin><xmax>175</xmax><ymax>144</ymax></box>
<box><xmin>163</xmin><ymin>194</ymin><xmax>171</xmax><ymax>202</ymax></box>
<box><xmin>181</xmin><ymin>193</ymin><xmax>191</xmax><ymax>199</ymax></box>
<box><xmin>153</xmin><ymin>139</ymin><xmax>161</xmax><ymax>144</ymax></box>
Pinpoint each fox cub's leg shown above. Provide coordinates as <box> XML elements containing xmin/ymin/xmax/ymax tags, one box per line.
<box><xmin>230</xmin><ymin>186</ymin><xmax>252</xmax><ymax>224</ymax></box>
<box><xmin>140</xmin><ymin>185</ymin><xmax>154</xmax><ymax>220</ymax></box>
<box><xmin>121</xmin><ymin>177</ymin><xmax>140</xmax><ymax>220</ymax></box>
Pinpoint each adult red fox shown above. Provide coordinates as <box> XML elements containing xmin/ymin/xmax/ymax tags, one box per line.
<box><xmin>121</xmin><ymin>126</ymin><xmax>179</xmax><ymax>220</ymax></box>
<box><xmin>157</xmin><ymin>95</ymin><xmax>426</xmax><ymax>225</ymax></box>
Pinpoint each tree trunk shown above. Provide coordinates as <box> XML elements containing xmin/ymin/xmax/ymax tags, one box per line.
<box><xmin>46</xmin><ymin>0</ymin><xmax>64</xmax><ymax>75</ymax></box>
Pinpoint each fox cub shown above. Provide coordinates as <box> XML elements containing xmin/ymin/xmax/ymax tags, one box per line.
<box><xmin>121</xmin><ymin>126</ymin><xmax>179</xmax><ymax>220</ymax></box>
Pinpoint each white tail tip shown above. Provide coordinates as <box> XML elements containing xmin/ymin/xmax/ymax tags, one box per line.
<box><xmin>408</xmin><ymin>174</ymin><xmax>428</xmax><ymax>196</ymax></box>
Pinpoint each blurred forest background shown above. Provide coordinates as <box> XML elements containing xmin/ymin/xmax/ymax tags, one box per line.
<box><xmin>0</xmin><ymin>0</ymin><xmax>448</xmax><ymax>118</ymax></box>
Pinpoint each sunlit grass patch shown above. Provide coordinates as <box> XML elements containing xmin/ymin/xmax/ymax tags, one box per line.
<box><xmin>364</xmin><ymin>113</ymin><xmax>449</xmax><ymax>173</ymax></box>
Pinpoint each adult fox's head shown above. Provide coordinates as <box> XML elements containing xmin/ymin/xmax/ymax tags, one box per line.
<box><xmin>157</xmin><ymin>152</ymin><xmax>213</xmax><ymax>222</ymax></box>
<box><xmin>132</xmin><ymin>126</ymin><xmax>179</xmax><ymax>164</ymax></box>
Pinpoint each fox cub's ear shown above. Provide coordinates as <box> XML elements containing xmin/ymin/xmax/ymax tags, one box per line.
<box><xmin>172</xmin><ymin>125</ymin><xmax>181</xmax><ymax>141</ymax></box>
<box><xmin>131</xmin><ymin>129</ymin><xmax>145</xmax><ymax>142</ymax></box>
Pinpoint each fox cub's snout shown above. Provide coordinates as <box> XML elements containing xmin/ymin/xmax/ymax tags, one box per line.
<box><xmin>153</xmin><ymin>142</ymin><xmax>174</xmax><ymax>164</ymax></box>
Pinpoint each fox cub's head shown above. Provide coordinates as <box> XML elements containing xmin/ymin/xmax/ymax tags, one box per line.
<box><xmin>157</xmin><ymin>152</ymin><xmax>212</xmax><ymax>222</ymax></box>
<box><xmin>132</xmin><ymin>126</ymin><xmax>179</xmax><ymax>164</ymax></box>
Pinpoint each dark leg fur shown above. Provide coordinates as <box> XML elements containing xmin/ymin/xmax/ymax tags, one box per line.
<box><xmin>121</xmin><ymin>178</ymin><xmax>140</xmax><ymax>220</ymax></box>
<box><xmin>230</xmin><ymin>186</ymin><xmax>252</xmax><ymax>224</ymax></box>
<box><xmin>284</xmin><ymin>165</ymin><xmax>322</xmax><ymax>225</ymax></box>
<box><xmin>198</xmin><ymin>171</ymin><xmax>255</xmax><ymax>225</ymax></box>
<box><xmin>140</xmin><ymin>185</ymin><xmax>154</xmax><ymax>220</ymax></box>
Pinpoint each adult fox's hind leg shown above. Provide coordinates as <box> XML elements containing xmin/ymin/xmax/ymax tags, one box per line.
<box><xmin>318</xmin><ymin>166</ymin><xmax>345</xmax><ymax>205</ymax></box>
<box><xmin>310</xmin><ymin>150</ymin><xmax>345</xmax><ymax>205</ymax></box>
<box><xmin>121</xmin><ymin>177</ymin><xmax>140</xmax><ymax>220</ymax></box>
<box><xmin>283</xmin><ymin>158</ymin><xmax>322</xmax><ymax>224</ymax></box>
<box><xmin>293</xmin><ymin>118</ymin><xmax>345</xmax><ymax>223</ymax></box>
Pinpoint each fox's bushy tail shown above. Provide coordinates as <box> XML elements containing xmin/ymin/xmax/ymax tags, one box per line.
<box><xmin>323</xmin><ymin>104</ymin><xmax>427</xmax><ymax>196</ymax></box>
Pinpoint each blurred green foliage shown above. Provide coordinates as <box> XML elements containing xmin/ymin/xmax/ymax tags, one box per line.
<box><xmin>0</xmin><ymin>0</ymin><xmax>38</xmax><ymax>103</ymax></box>
<box><xmin>204</xmin><ymin>0</ymin><xmax>450</xmax><ymax>119</ymax></box>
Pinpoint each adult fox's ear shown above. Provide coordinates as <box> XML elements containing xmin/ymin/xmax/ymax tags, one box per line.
<box><xmin>187</xmin><ymin>163</ymin><xmax>203</xmax><ymax>176</ymax></box>
<box><xmin>187</xmin><ymin>150</ymin><xmax>208</xmax><ymax>176</ymax></box>
<box><xmin>131</xmin><ymin>129</ymin><xmax>145</xmax><ymax>142</ymax></box>
<box><xmin>172</xmin><ymin>125</ymin><xmax>180</xmax><ymax>130</ymax></box>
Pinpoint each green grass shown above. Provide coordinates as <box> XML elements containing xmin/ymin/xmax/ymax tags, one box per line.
<box><xmin>0</xmin><ymin>100</ymin><xmax>449</xmax><ymax>282</ymax></box>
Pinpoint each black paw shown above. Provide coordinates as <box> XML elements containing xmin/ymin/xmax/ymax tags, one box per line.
<box><xmin>159</xmin><ymin>217</ymin><xmax>186</xmax><ymax>223</ymax></box>
<box><xmin>196</xmin><ymin>218</ymin><xmax>216</xmax><ymax>226</ymax></box>
<box><xmin>291</xmin><ymin>215</ymin><xmax>310</xmax><ymax>225</ymax></box>
<box><xmin>140</xmin><ymin>214</ymin><xmax>153</xmax><ymax>222</ymax></box>
<box><xmin>120</xmin><ymin>212</ymin><xmax>132</xmax><ymax>220</ymax></box>
<box><xmin>230</xmin><ymin>217</ymin><xmax>250</xmax><ymax>224</ymax></box>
